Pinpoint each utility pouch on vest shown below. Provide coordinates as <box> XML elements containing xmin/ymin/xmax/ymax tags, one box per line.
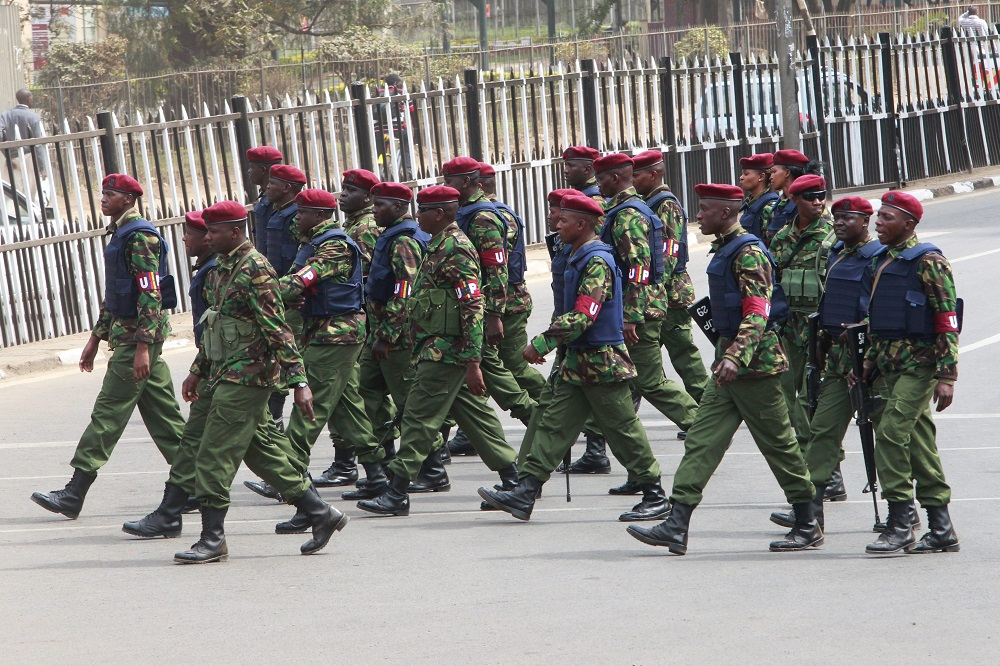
<box><xmin>410</xmin><ymin>288</ymin><xmax>461</xmax><ymax>337</ymax></box>
<box><xmin>160</xmin><ymin>274</ymin><xmax>178</xmax><ymax>310</ymax></box>
<box><xmin>200</xmin><ymin>309</ymin><xmax>259</xmax><ymax>362</ymax></box>
<box><xmin>781</xmin><ymin>268</ymin><xmax>822</xmax><ymax>308</ymax></box>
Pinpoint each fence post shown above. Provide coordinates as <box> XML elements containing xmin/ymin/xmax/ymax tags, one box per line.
<box><xmin>232</xmin><ymin>95</ymin><xmax>255</xmax><ymax>203</ymax></box>
<box><xmin>658</xmin><ymin>56</ymin><xmax>677</xmax><ymax>147</ymax></box>
<box><xmin>939</xmin><ymin>25</ymin><xmax>974</xmax><ymax>172</ymax></box>
<box><xmin>580</xmin><ymin>59</ymin><xmax>600</xmax><ymax>148</ymax></box>
<box><xmin>96</xmin><ymin>111</ymin><xmax>120</xmax><ymax>175</ymax></box>
<box><xmin>806</xmin><ymin>35</ymin><xmax>826</xmax><ymax>138</ymax></box>
<box><xmin>464</xmin><ymin>68</ymin><xmax>484</xmax><ymax>161</ymax></box>
<box><xmin>729</xmin><ymin>52</ymin><xmax>748</xmax><ymax>150</ymax></box>
<box><xmin>350</xmin><ymin>82</ymin><xmax>375</xmax><ymax>172</ymax></box>
<box><xmin>878</xmin><ymin>32</ymin><xmax>902</xmax><ymax>188</ymax></box>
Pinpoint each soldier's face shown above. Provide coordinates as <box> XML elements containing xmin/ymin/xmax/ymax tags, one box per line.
<box><xmin>373</xmin><ymin>198</ymin><xmax>402</xmax><ymax>226</ymax></box>
<box><xmin>563</xmin><ymin>160</ymin><xmax>591</xmax><ymax>187</ymax></box>
<box><xmin>793</xmin><ymin>190</ymin><xmax>827</xmax><ymax>222</ymax></box>
<box><xmin>204</xmin><ymin>223</ymin><xmax>241</xmax><ymax>254</ymax></box>
<box><xmin>101</xmin><ymin>189</ymin><xmax>132</xmax><ymax>218</ymax></box>
<box><xmin>480</xmin><ymin>176</ymin><xmax>496</xmax><ymax>196</ymax></box>
<box><xmin>696</xmin><ymin>200</ymin><xmax>729</xmax><ymax>235</ymax></box>
<box><xmin>739</xmin><ymin>168</ymin><xmax>766</xmax><ymax>192</ymax></box>
<box><xmin>632</xmin><ymin>168</ymin><xmax>657</xmax><ymax>196</ymax></box>
<box><xmin>874</xmin><ymin>207</ymin><xmax>915</xmax><ymax>246</ymax></box>
<box><xmin>265</xmin><ymin>178</ymin><xmax>289</xmax><ymax>202</ymax></box>
<box><xmin>441</xmin><ymin>174</ymin><xmax>472</xmax><ymax>199</ymax></box>
<box><xmin>547</xmin><ymin>205</ymin><xmax>560</xmax><ymax>232</ymax></box>
<box><xmin>247</xmin><ymin>162</ymin><xmax>270</xmax><ymax>187</ymax></box>
<box><xmin>295</xmin><ymin>208</ymin><xmax>327</xmax><ymax>236</ymax></box>
<box><xmin>339</xmin><ymin>184</ymin><xmax>371</xmax><ymax>213</ymax></box>
<box><xmin>557</xmin><ymin>213</ymin><xmax>586</xmax><ymax>245</ymax></box>
<box><xmin>833</xmin><ymin>212</ymin><xmax>869</xmax><ymax>244</ymax></box>
<box><xmin>771</xmin><ymin>165</ymin><xmax>792</xmax><ymax>190</ymax></box>
<box><xmin>416</xmin><ymin>205</ymin><xmax>446</xmax><ymax>235</ymax></box>
<box><xmin>182</xmin><ymin>225</ymin><xmax>209</xmax><ymax>258</ymax></box>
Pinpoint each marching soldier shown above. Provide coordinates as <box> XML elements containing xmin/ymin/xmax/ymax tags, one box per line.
<box><xmin>356</xmin><ymin>185</ymin><xmax>519</xmax><ymax>517</ymax></box>
<box><xmin>31</xmin><ymin>174</ymin><xmax>184</xmax><ymax>520</ymax></box>
<box><xmin>478</xmin><ymin>194</ymin><xmax>669</xmax><ymax>523</ymax></box>
<box><xmin>760</xmin><ymin>149</ymin><xmax>820</xmax><ymax>246</ymax></box>
<box><xmin>861</xmin><ymin>191</ymin><xmax>960</xmax><ymax>555</ymax></box>
<box><xmin>738</xmin><ymin>153</ymin><xmax>779</xmax><ymax>238</ymax></box>
<box><xmin>174</xmin><ymin>200</ymin><xmax>346</xmax><ymax>563</ymax></box>
<box><xmin>769</xmin><ymin>174</ymin><xmax>837</xmax><ymax>496</ymax></box>
<box><xmin>626</xmin><ymin>184</ymin><xmax>820</xmax><ymax>555</ymax></box>
<box><xmin>245</xmin><ymin>145</ymin><xmax>283</xmax><ymax>250</ymax></box>
<box><xmin>562</xmin><ymin>146</ymin><xmax>604</xmax><ymax>199</ymax></box>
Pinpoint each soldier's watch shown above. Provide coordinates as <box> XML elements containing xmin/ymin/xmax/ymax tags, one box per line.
<box><xmin>294</xmin><ymin>382</ymin><xmax>308</xmax><ymax>389</ymax></box>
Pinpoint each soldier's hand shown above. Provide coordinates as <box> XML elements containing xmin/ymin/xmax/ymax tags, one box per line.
<box><xmin>846</xmin><ymin>370</ymin><xmax>858</xmax><ymax>389</ymax></box>
<box><xmin>79</xmin><ymin>335</ymin><xmax>100</xmax><ymax>373</ymax></box>
<box><xmin>861</xmin><ymin>361</ymin><xmax>874</xmax><ymax>384</ymax></box>
<box><xmin>713</xmin><ymin>358</ymin><xmax>739</xmax><ymax>386</ymax></box>
<box><xmin>372</xmin><ymin>338</ymin><xmax>392</xmax><ymax>362</ymax></box>
<box><xmin>523</xmin><ymin>345</ymin><xmax>544</xmax><ymax>365</ymax></box>
<box><xmin>486</xmin><ymin>315</ymin><xmax>504</xmax><ymax>346</ymax></box>
<box><xmin>623</xmin><ymin>322</ymin><xmax>639</xmax><ymax>346</ymax></box>
<box><xmin>465</xmin><ymin>361</ymin><xmax>487</xmax><ymax>396</ymax></box>
<box><xmin>133</xmin><ymin>342</ymin><xmax>151</xmax><ymax>382</ymax></box>
<box><xmin>933</xmin><ymin>381</ymin><xmax>954</xmax><ymax>412</ymax></box>
<box><xmin>287</xmin><ymin>296</ymin><xmax>305</xmax><ymax>310</ymax></box>
<box><xmin>294</xmin><ymin>385</ymin><xmax>315</xmax><ymax>421</ymax></box>
<box><xmin>182</xmin><ymin>373</ymin><xmax>201</xmax><ymax>402</ymax></box>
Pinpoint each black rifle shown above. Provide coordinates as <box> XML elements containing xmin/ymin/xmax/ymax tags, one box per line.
<box><xmin>805</xmin><ymin>312</ymin><xmax>822</xmax><ymax>419</ymax></box>
<box><xmin>686</xmin><ymin>296</ymin><xmax>720</xmax><ymax>345</ymax></box>
<box><xmin>845</xmin><ymin>323</ymin><xmax>881</xmax><ymax>529</ymax></box>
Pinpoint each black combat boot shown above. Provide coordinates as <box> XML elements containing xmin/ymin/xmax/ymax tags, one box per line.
<box><xmin>243</xmin><ymin>479</ymin><xmax>282</xmax><ymax>501</ymax></box>
<box><xmin>557</xmin><ymin>434</ymin><xmax>611</xmax><ymax>474</ymax></box>
<box><xmin>292</xmin><ymin>485</ymin><xmax>349</xmax><ymax>554</ymax></box>
<box><xmin>770</xmin><ymin>484</ymin><xmax>827</xmax><ymax>530</ymax></box>
<box><xmin>407</xmin><ymin>449</ymin><xmax>451</xmax><ymax>493</ymax></box>
<box><xmin>31</xmin><ymin>468</ymin><xmax>97</xmax><ymax>519</ymax></box>
<box><xmin>609</xmin><ymin>480</ymin><xmax>642</xmax><ymax>496</ymax></box>
<box><xmin>626</xmin><ymin>502</ymin><xmax>693</xmax><ymax>555</ymax></box>
<box><xmin>313</xmin><ymin>447</ymin><xmax>358</xmax><ymax>487</ymax></box>
<box><xmin>769</xmin><ymin>499</ymin><xmax>824</xmax><ymax>551</ymax></box>
<box><xmin>342</xmin><ymin>461</ymin><xmax>389</xmax><ymax>500</ymax></box>
<box><xmin>357</xmin><ymin>474</ymin><xmax>410</xmax><ymax>516</ymax></box>
<box><xmin>873</xmin><ymin>503</ymin><xmax>921</xmax><ymax>532</ymax></box>
<box><xmin>908</xmin><ymin>505</ymin><xmax>960</xmax><ymax>554</ymax></box>
<box><xmin>122</xmin><ymin>482</ymin><xmax>187</xmax><ymax>538</ymax></box>
<box><xmin>439</xmin><ymin>424</ymin><xmax>452</xmax><ymax>464</ymax></box>
<box><xmin>619</xmin><ymin>480</ymin><xmax>672</xmax><ymax>521</ymax></box>
<box><xmin>174</xmin><ymin>507</ymin><xmax>229</xmax><ymax>564</ymax></box>
<box><xmin>865</xmin><ymin>500</ymin><xmax>916</xmax><ymax>555</ymax></box>
<box><xmin>477</xmin><ymin>475</ymin><xmax>543</xmax><ymax>521</ymax></box>
<box><xmin>446</xmin><ymin>428</ymin><xmax>477</xmax><ymax>456</ymax></box>
<box><xmin>182</xmin><ymin>494</ymin><xmax>201</xmax><ymax>514</ymax></box>
<box><xmin>483</xmin><ymin>464</ymin><xmax>534</xmax><ymax>510</ymax></box>
<box><xmin>824</xmin><ymin>463</ymin><xmax>847</xmax><ymax>501</ymax></box>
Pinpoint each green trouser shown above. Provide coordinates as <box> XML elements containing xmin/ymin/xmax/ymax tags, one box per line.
<box><xmin>627</xmin><ymin>320</ymin><xmax>699</xmax><ymax>430</ymax></box>
<box><xmin>670</xmin><ymin>373</ymin><xmax>814</xmax><ymax>507</ymax></box>
<box><xmin>804</xmin><ymin>373</ymin><xmax>852</xmax><ymax>486</ymax></box>
<box><xmin>194</xmin><ymin>382</ymin><xmax>310</xmax><ymax>509</ymax></box>
<box><xmin>358</xmin><ymin>346</ymin><xmax>414</xmax><ymax>443</ymax></box>
<box><xmin>871</xmin><ymin>366</ymin><xmax>951</xmax><ymax>506</ymax></box>
<box><xmin>286</xmin><ymin>343</ymin><xmax>382</xmax><ymax>474</ymax></box>
<box><xmin>659</xmin><ymin>307</ymin><xmax>710</xmax><ymax>403</ymax></box>
<box><xmin>388</xmin><ymin>360</ymin><xmax>516</xmax><ymax>482</ymax></box>
<box><xmin>517</xmin><ymin>361</ymin><xmax>561</xmax><ymax>467</ymax></box>
<box><xmin>521</xmin><ymin>379</ymin><xmax>661</xmax><ymax>484</ymax></box>
<box><xmin>497</xmin><ymin>309</ymin><xmax>547</xmax><ymax>401</ymax></box>
<box><xmin>480</xmin><ymin>341</ymin><xmax>537</xmax><ymax>422</ymax></box>
<box><xmin>70</xmin><ymin>342</ymin><xmax>184</xmax><ymax>474</ymax></box>
<box><xmin>780</xmin><ymin>328</ymin><xmax>812</xmax><ymax>451</ymax></box>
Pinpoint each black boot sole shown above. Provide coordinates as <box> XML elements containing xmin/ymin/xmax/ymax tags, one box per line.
<box><xmin>242</xmin><ymin>481</ymin><xmax>282</xmax><ymax>501</ymax></box>
<box><xmin>407</xmin><ymin>483</ymin><xmax>451</xmax><ymax>493</ymax></box>
<box><xmin>301</xmin><ymin>512</ymin><xmax>349</xmax><ymax>555</ymax></box>
<box><xmin>823</xmin><ymin>493</ymin><xmax>848</xmax><ymax>502</ymax></box>
<box><xmin>557</xmin><ymin>466</ymin><xmax>612</xmax><ymax>475</ymax></box>
<box><xmin>341</xmin><ymin>485</ymin><xmax>389</xmax><ymax>500</ymax></box>
<box><xmin>906</xmin><ymin>542</ymin><xmax>960</xmax><ymax>554</ymax></box>
<box><xmin>608</xmin><ymin>486</ymin><xmax>642</xmax><ymax>496</ymax></box>
<box><xmin>865</xmin><ymin>542</ymin><xmax>915</xmax><ymax>555</ymax></box>
<box><xmin>313</xmin><ymin>476</ymin><xmax>359</xmax><ymax>488</ymax></box>
<box><xmin>174</xmin><ymin>553</ymin><xmax>229</xmax><ymax>564</ymax></box>
<box><xmin>618</xmin><ymin>507</ymin><xmax>672</xmax><ymax>522</ymax></box>
<box><xmin>122</xmin><ymin>525</ymin><xmax>182</xmax><ymax>539</ymax></box>
<box><xmin>769</xmin><ymin>536</ymin><xmax>825</xmax><ymax>551</ymax></box>
<box><xmin>356</xmin><ymin>501</ymin><xmax>409</xmax><ymax>517</ymax></box>
<box><xmin>477</xmin><ymin>488</ymin><xmax>531</xmax><ymax>521</ymax></box>
<box><xmin>275</xmin><ymin>523</ymin><xmax>310</xmax><ymax>535</ymax></box>
<box><xmin>30</xmin><ymin>494</ymin><xmax>80</xmax><ymax>520</ymax></box>
<box><xmin>625</xmin><ymin>525</ymin><xmax>687</xmax><ymax>555</ymax></box>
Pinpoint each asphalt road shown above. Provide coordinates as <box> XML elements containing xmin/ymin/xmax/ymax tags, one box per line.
<box><xmin>2</xmin><ymin>191</ymin><xmax>1000</xmax><ymax>663</ymax></box>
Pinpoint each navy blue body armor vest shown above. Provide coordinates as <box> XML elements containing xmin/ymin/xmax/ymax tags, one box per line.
<box><xmin>646</xmin><ymin>189</ymin><xmax>690</xmax><ymax>274</ymax></box>
<box><xmin>563</xmin><ymin>242</ymin><xmax>625</xmax><ymax>349</ymax></box>
<box><xmin>189</xmin><ymin>256</ymin><xmax>217</xmax><ymax>346</ymax></box>
<box><xmin>493</xmin><ymin>201</ymin><xmax>528</xmax><ymax>285</ymax></box>
<box><xmin>578</xmin><ymin>184</ymin><xmax>602</xmax><ymax>198</ymax></box>
<box><xmin>765</xmin><ymin>197</ymin><xmax>798</xmax><ymax>241</ymax></box>
<box><xmin>265</xmin><ymin>203</ymin><xmax>299</xmax><ymax>276</ymax></box>
<box><xmin>600</xmin><ymin>198</ymin><xmax>665</xmax><ymax>285</ymax></box>
<box><xmin>740</xmin><ymin>191</ymin><xmax>780</xmax><ymax>238</ymax></box>
<box><xmin>706</xmin><ymin>234</ymin><xmax>789</xmax><ymax>338</ymax></box>
<box><xmin>104</xmin><ymin>218</ymin><xmax>177</xmax><ymax>318</ymax></box>
<box><xmin>868</xmin><ymin>243</ymin><xmax>941</xmax><ymax>341</ymax></box>
<box><xmin>819</xmin><ymin>240</ymin><xmax>883</xmax><ymax>336</ymax></box>
<box><xmin>365</xmin><ymin>220</ymin><xmax>430</xmax><ymax>304</ymax></box>
<box><xmin>252</xmin><ymin>192</ymin><xmax>271</xmax><ymax>253</ymax></box>
<box><xmin>550</xmin><ymin>238</ymin><xmax>572</xmax><ymax>318</ymax></box>
<box><xmin>292</xmin><ymin>229</ymin><xmax>364</xmax><ymax>318</ymax></box>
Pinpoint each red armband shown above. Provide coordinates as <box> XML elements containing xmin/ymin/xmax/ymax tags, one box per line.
<box><xmin>663</xmin><ymin>239</ymin><xmax>680</xmax><ymax>258</ymax></box>
<box><xmin>480</xmin><ymin>249</ymin><xmax>506</xmax><ymax>267</ymax></box>
<box><xmin>454</xmin><ymin>279</ymin><xmax>481</xmax><ymax>301</ymax></box>
<box><xmin>295</xmin><ymin>264</ymin><xmax>318</xmax><ymax>288</ymax></box>
<box><xmin>393</xmin><ymin>280</ymin><xmax>411</xmax><ymax>299</ymax></box>
<box><xmin>934</xmin><ymin>311</ymin><xmax>959</xmax><ymax>333</ymax></box>
<box><xmin>627</xmin><ymin>265</ymin><xmax>651</xmax><ymax>284</ymax></box>
<box><xmin>742</xmin><ymin>296</ymin><xmax>771</xmax><ymax>318</ymax></box>
<box><xmin>136</xmin><ymin>272</ymin><xmax>159</xmax><ymax>292</ymax></box>
<box><xmin>573</xmin><ymin>295</ymin><xmax>602</xmax><ymax>320</ymax></box>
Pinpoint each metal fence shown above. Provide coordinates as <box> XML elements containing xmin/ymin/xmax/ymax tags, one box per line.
<box><xmin>4</xmin><ymin>26</ymin><xmax>1000</xmax><ymax>348</ymax></box>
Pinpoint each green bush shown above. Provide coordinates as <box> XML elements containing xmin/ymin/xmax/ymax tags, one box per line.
<box><xmin>672</xmin><ymin>26</ymin><xmax>729</xmax><ymax>62</ymax></box>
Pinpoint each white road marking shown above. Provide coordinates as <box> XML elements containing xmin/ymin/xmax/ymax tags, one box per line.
<box><xmin>959</xmin><ymin>333</ymin><xmax>1000</xmax><ymax>354</ymax></box>
<box><xmin>951</xmin><ymin>247</ymin><xmax>1000</xmax><ymax>263</ymax></box>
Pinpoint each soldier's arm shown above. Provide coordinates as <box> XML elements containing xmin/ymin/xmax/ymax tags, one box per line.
<box><xmin>353</xmin><ymin>223</ymin><xmax>380</xmax><ymax>271</ymax></box>
<box><xmin>532</xmin><ymin>256</ymin><xmax>611</xmax><ymax>354</ymax></box>
<box><xmin>470</xmin><ymin>213</ymin><xmax>508</xmax><ymax>316</ymax></box>
<box><xmin>612</xmin><ymin>209</ymin><xmax>651</xmax><ymax>323</ymax></box>
<box><xmin>92</xmin><ymin>308</ymin><xmax>112</xmax><ymax>341</ymax></box>
<box><xmin>659</xmin><ymin>201</ymin><xmax>682</xmax><ymax>276</ymax></box>
<box><xmin>446</xmin><ymin>244</ymin><xmax>485</xmax><ymax>363</ymax></box>
<box><xmin>919</xmin><ymin>253</ymin><xmax>959</xmax><ymax>383</ymax></box>
<box><xmin>281</xmin><ymin>238</ymin><xmax>354</xmax><ymax>301</ymax></box>
<box><xmin>128</xmin><ymin>230</ymin><xmax>165</xmax><ymax>344</ymax></box>
<box><xmin>249</xmin><ymin>260</ymin><xmax>307</xmax><ymax>385</ymax></box>
<box><xmin>722</xmin><ymin>246</ymin><xmax>771</xmax><ymax>368</ymax></box>
<box><xmin>376</xmin><ymin>235</ymin><xmax>421</xmax><ymax>346</ymax></box>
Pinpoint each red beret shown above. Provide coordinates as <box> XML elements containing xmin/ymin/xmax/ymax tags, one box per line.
<box><xmin>416</xmin><ymin>185</ymin><xmax>461</xmax><ymax>206</ymax></box>
<box><xmin>593</xmin><ymin>153</ymin><xmax>634</xmax><ymax>174</ymax></box>
<box><xmin>831</xmin><ymin>196</ymin><xmax>873</xmax><ymax>216</ymax></box>
<box><xmin>203</xmin><ymin>200</ymin><xmax>249</xmax><ymax>225</ymax></box>
<box><xmin>184</xmin><ymin>210</ymin><xmax>206</xmax><ymax>232</ymax></box>
<box><xmin>632</xmin><ymin>150</ymin><xmax>664</xmax><ymax>172</ymax></box>
<box><xmin>371</xmin><ymin>182</ymin><xmax>413</xmax><ymax>202</ymax></box>
<box><xmin>880</xmin><ymin>190</ymin><xmax>923</xmax><ymax>222</ymax></box>
<box><xmin>740</xmin><ymin>153</ymin><xmax>773</xmax><ymax>170</ymax></box>
<box><xmin>269</xmin><ymin>164</ymin><xmax>307</xmax><ymax>185</ymax></box>
<box><xmin>562</xmin><ymin>146</ymin><xmax>600</xmax><ymax>162</ymax></box>
<box><xmin>788</xmin><ymin>174</ymin><xmax>827</xmax><ymax>196</ymax></box>
<box><xmin>342</xmin><ymin>169</ymin><xmax>379</xmax><ymax>191</ymax></box>
<box><xmin>548</xmin><ymin>188</ymin><xmax>578</xmax><ymax>207</ymax></box>
<box><xmin>295</xmin><ymin>188</ymin><xmax>338</xmax><ymax>210</ymax></box>
<box><xmin>246</xmin><ymin>146</ymin><xmax>283</xmax><ymax>163</ymax></box>
<box><xmin>102</xmin><ymin>174</ymin><xmax>143</xmax><ymax>197</ymax></box>
<box><xmin>560</xmin><ymin>194</ymin><xmax>604</xmax><ymax>217</ymax></box>
<box><xmin>773</xmin><ymin>149</ymin><xmax>810</xmax><ymax>168</ymax></box>
<box><xmin>694</xmin><ymin>183</ymin><xmax>744</xmax><ymax>201</ymax></box>
<box><xmin>478</xmin><ymin>162</ymin><xmax>496</xmax><ymax>177</ymax></box>
<box><xmin>441</xmin><ymin>156</ymin><xmax>481</xmax><ymax>177</ymax></box>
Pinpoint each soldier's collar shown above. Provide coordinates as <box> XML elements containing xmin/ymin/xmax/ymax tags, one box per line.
<box><xmin>347</xmin><ymin>206</ymin><xmax>374</xmax><ymax>221</ymax></box>
<box><xmin>108</xmin><ymin>206</ymin><xmax>141</xmax><ymax>232</ymax></box>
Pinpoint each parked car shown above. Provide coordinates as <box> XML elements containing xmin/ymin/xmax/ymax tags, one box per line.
<box><xmin>0</xmin><ymin>180</ymin><xmax>55</xmax><ymax>244</ymax></box>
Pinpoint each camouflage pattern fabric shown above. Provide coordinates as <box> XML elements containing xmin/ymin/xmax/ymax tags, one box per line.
<box><xmin>486</xmin><ymin>192</ymin><xmax>533</xmax><ymax>315</ymax></box>
<box><xmin>603</xmin><ymin>187</ymin><xmax>667</xmax><ymax>323</ymax></box>
<box><xmin>647</xmin><ymin>184</ymin><xmax>695</xmax><ymax>309</ymax></box>
<box><xmin>770</xmin><ymin>210</ymin><xmax>835</xmax><ymax>349</ymax></box>
<box><xmin>344</xmin><ymin>206</ymin><xmax>381</xmax><ymax>274</ymax></box>
<box><xmin>460</xmin><ymin>189</ymin><xmax>509</xmax><ymax>316</ymax></box>
<box><xmin>367</xmin><ymin>215</ymin><xmax>425</xmax><ymax>350</ymax></box>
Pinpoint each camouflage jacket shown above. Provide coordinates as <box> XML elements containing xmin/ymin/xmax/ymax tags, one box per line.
<box><xmin>408</xmin><ymin>222</ymin><xmax>484</xmax><ymax>365</ymax></box>
<box><xmin>760</xmin><ymin>194</ymin><xmax>791</xmax><ymax>246</ymax></box>
<box><xmin>713</xmin><ymin>225</ymin><xmax>789</xmax><ymax>377</ymax></box>
<box><xmin>486</xmin><ymin>192</ymin><xmax>533</xmax><ymax>316</ymax></box>
<box><xmin>191</xmin><ymin>240</ymin><xmax>306</xmax><ymax>387</ymax></box>
<box><xmin>647</xmin><ymin>184</ymin><xmax>695</xmax><ymax>309</ymax></box>
<box><xmin>367</xmin><ymin>215</ymin><xmax>424</xmax><ymax>349</ymax></box>
<box><xmin>93</xmin><ymin>208</ymin><xmax>171</xmax><ymax>348</ymax></box>
<box><xmin>460</xmin><ymin>189</ymin><xmax>508</xmax><ymax>317</ymax></box>
<box><xmin>770</xmin><ymin>211</ymin><xmax>835</xmax><ymax>349</ymax></box>
<box><xmin>532</xmin><ymin>239</ymin><xmax>637</xmax><ymax>385</ymax></box>
<box><xmin>280</xmin><ymin>219</ymin><xmax>366</xmax><ymax>347</ymax></box>
<box><xmin>864</xmin><ymin>235</ymin><xmax>959</xmax><ymax>383</ymax></box>
<box><xmin>603</xmin><ymin>188</ymin><xmax>667</xmax><ymax>323</ymax></box>
<box><xmin>344</xmin><ymin>206</ymin><xmax>381</xmax><ymax>274</ymax></box>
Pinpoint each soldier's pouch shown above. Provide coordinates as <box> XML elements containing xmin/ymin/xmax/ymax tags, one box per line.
<box><xmin>199</xmin><ymin>310</ymin><xmax>223</xmax><ymax>362</ymax></box>
<box><xmin>213</xmin><ymin>403</ymin><xmax>248</xmax><ymax>427</ymax></box>
<box><xmin>429</xmin><ymin>289</ymin><xmax>461</xmax><ymax>337</ymax></box>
